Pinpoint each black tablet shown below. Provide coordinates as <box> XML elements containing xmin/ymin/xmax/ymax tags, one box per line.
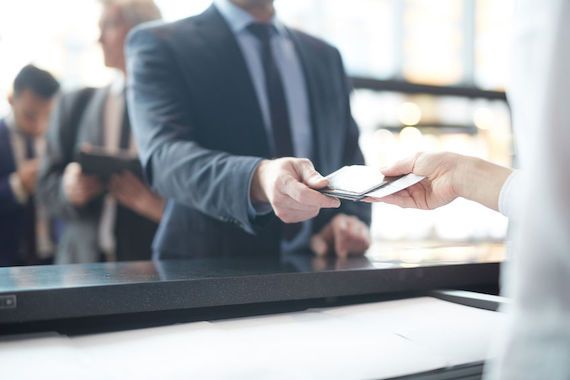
<box><xmin>77</xmin><ymin>146</ymin><xmax>143</xmax><ymax>180</ymax></box>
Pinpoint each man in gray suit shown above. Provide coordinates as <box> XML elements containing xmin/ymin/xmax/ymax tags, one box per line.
<box><xmin>126</xmin><ymin>0</ymin><xmax>372</xmax><ymax>260</ymax></box>
<box><xmin>38</xmin><ymin>0</ymin><xmax>164</xmax><ymax>263</ymax></box>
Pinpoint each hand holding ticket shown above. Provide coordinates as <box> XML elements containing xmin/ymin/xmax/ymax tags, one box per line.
<box><xmin>319</xmin><ymin>165</ymin><xmax>425</xmax><ymax>202</ymax></box>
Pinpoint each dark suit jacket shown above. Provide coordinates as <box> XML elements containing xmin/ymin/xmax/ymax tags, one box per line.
<box><xmin>0</xmin><ymin>119</ymin><xmax>27</xmax><ymax>266</ymax></box>
<box><xmin>38</xmin><ymin>87</ymin><xmax>158</xmax><ymax>264</ymax></box>
<box><xmin>126</xmin><ymin>5</ymin><xmax>371</xmax><ymax>260</ymax></box>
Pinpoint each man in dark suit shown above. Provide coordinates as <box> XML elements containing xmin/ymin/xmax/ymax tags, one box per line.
<box><xmin>38</xmin><ymin>0</ymin><xmax>164</xmax><ymax>264</ymax></box>
<box><xmin>126</xmin><ymin>0</ymin><xmax>371</xmax><ymax>260</ymax></box>
<box><xmin>0</xmin><ymin>65</ymin><xmax>60</xmax><ymax>266</ymax></box>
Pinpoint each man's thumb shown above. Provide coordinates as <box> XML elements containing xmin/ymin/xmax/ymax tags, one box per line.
<box><xmin>298</xmin><ymin>160</ymin><xmax>328</xmax><ymax>189</ymax></box>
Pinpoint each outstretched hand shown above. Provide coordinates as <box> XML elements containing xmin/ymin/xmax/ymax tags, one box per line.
<box><xmin>251</xmin><ymin>158</ymin><xmax>341</xmax><ymax>223</ymax></box>
<box><xmin>366</xmin><ymin>152</ymin><xmax>512</xmax><ymax>212</ymax></box>
<box><xmin>369</xmin><ymin>152</ymin><xmax>462</xmax><ymax>210</ymax></box>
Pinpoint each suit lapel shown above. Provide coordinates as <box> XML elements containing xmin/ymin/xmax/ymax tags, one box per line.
<box><xmin>0</xmin><ymin>120</ymin><xmax>16</xmax><ymax>175</ymax></box>
<box><xmin>191</xmin><ymin>6</ymin><xmax>271</xmax><ymax>157</ymax></box>
<box><xmin>287</xmin><ymin>30</ymin><xmax>332</xmax><ymax>174</ymax></box>
<box><xmin>76</xmin><ymin>86</ymin><xmax>108</xmax><ymax>151</ymax></box>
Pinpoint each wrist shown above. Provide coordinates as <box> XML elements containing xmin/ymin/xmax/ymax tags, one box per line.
<box><xmin>457</xmin><ymin>157</ymin><xmax>512</xmax><ymax>211</ymax></box>
<box><xmin>250</xmin><ymin>159</ymin><xmax>270</xmax><ymax>204</ymax></box>
<box><xmin>453</xmin><ymin>156</ymin><xmax>477</xmax><ymax>200</ymax></box>
<box><xmin>139</xmin><ymin>194</ymin><xmax>164</xmax><ymax>222</ymax></box>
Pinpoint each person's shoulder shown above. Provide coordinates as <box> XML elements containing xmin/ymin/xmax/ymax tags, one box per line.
<box><xmin>287</xmin><ymin>27</ymin><xmax>339</xmax><ymax>56</ymax></box>
<box><xmin>50</xmin><ymin>87</ymin><xmax>100</xmax><ymax>120</ymax></box>
<box><xmin>58</xmin><ymin>87</ymin><xmax>98</xmax><ymax>105</ymax></box>
<box><xmin>127</xmin><ymin>8</ymin><xmax>212</xmax><ymax>48</ymax></box>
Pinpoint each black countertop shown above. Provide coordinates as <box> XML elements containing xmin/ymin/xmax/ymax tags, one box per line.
<box><xmin>0</xmin><ymin>244</ymin><xmax>504</xmax><ymax>327</ymax></box>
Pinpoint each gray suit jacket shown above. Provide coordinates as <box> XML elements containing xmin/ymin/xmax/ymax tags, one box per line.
<box><xmin>38</xmin><ymin>87</ymin><xmax>157</xmax><ymax>264</ymax></box>
<box><xmin>126</xmin><ymin>5</ymin><xmax>371</xmax><ymax>260</ymax></box>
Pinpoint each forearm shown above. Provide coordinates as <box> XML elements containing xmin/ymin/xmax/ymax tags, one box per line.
<box><xmin>148</xmin><ymin>142</ymin><xmax>263</xmax><ymax>231</ymax></box>
<box><xmin>135</xmin><ymin>193</ymin><xmax>165</xmax><ymax>223</ymax></box>
<box><xmin>455</xmin><ymin>157</ymin><xmax>513</xmax><ymax>211</ymax></box>
<box><xmin>127</xmin><ymin>27</ymin><xmax>266</xmax><ymax>233</ymax></box>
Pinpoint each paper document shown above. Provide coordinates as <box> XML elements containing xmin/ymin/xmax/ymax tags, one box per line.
<box><xmin>320</xmin><ymin>165</ymin><xmax>425</xmax><ymax>201</ymax></box>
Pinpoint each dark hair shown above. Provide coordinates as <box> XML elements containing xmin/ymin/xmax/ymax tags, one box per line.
<box><xmin>13</xmin><ymin>64</ymin><xmax>60</xmax><ymax>99</ymax></box>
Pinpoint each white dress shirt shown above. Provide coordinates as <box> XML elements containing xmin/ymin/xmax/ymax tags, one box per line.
<box><xmin>5</xmin><ymin>112</ymin><xmax>53</xmax><ymax>258</ymax></box>
<box><xmin>98</xmin><ymin>74</ymin><xmax>135</xmax><ymax>259</ymax></box>
<box><xmin>498</xmin><ymin>170</ymin><xmax>521</xmax><ymax>219</ymax></box>
<box><xmin>486</xmin><ymin>0</ymin><xmax>570</xmax><ymax>378</ymax></box>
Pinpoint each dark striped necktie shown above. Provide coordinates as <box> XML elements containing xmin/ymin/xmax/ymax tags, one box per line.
<box><xmin>247</xmin><ymin>22</ymin><xmax>301</xmax><ymax>241</ymax></box>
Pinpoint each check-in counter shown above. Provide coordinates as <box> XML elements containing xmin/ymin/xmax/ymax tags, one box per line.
<box><xmin>0</xmin><ymin>244</ymin><xmax>506</xmax><ymax>379</ymax></box>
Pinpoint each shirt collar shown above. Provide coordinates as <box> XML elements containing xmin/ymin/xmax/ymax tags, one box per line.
<box><xmin>109</xmin><ymin>71</ymin><xmax>125</xmax><ymax>96</ymax></box>
<box><xmin>214</xmin><ymin>0</ymin><xmax>286</xmax><ymax>37</ymax></box>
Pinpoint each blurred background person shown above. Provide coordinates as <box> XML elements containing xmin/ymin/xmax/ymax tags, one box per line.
<box><xmin>38</xmin><ymin>0</ymin><xmax>164</xmax><ymax>264</ymax></box>
<box><xmin>0</xmin><ymin>64</ymin><xmax>60</xmax><ymax>267</ymax></box>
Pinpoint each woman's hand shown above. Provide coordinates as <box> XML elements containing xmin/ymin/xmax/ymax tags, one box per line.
<box><xmin>367</xmin><ymin>152</ymin><xmax>512</xmax><ymax>212</ymax></box>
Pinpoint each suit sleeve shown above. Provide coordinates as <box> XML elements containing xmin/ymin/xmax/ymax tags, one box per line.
<box><xmin>37</xmin><ymin>93</ymin><xmax>98</xmax><ymax>220</ymax></box>
<box><xmin>0</xmin><ymin>130</ymin><xmax>24</xmax><ymax>215</ymax></box>
<box><xmin>126</xmin><ymin>26</ymin><xmax>264</xmax><ymax>234</ymax></box>
<box><xmin>0</xmin><ymin>176</ymin><xmax>22</xmax><ymax>216</ymax></box>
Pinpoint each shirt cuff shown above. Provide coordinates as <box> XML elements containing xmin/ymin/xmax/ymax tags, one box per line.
<box><xmin>9</xmin><ymin>172</ymin><xmax>29</xmax><ymax>204</ymax></box>
<box><xmin>246</xmin><ymin>163</ymin><xmax>272</xmax><ymax>220</ymax></box>
<box><xmin>498</xmin><ymin>170</ymin><xmax>520</xmax><ymax>218</ymax></box>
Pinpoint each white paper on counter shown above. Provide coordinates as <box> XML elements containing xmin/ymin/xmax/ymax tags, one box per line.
<box><xmin>0</xmin><ymin>333</ymin><xmax>99</xmax><ymax>380</ymax></box>
<box><xmin>312</xmin><ymin>296</ymin><xmax>505</xmax><ymax>366</ymax></box>
<box><xmin>0</xmin><ymin>297</ymin><xmax>505</xmax><ymax>380</ymax></box>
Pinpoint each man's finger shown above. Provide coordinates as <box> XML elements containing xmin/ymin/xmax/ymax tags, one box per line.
<box><xmin>331</xmin><ymin>217</ymin><xmax>350</xmax><ymax>258</ymax></box>
<box><xmin>277</xmin><ymin>206</ymin><xmax>320</xmax><ymax>223</ymax></box>
<box><xmin>295</xmin><ymin>159</ymin><xmax>329</xmax><ymax>189</ymax></box>
<box><xmin>334</xmin><ymin>217</ymin><xmax>371</xmax><ymax>257</ymax></box>
<box><xmin>310</xmin><ymin>222</ymin><xmax>335</xmax><ymax>256</ymax></box>
<box><xmin>310</xmin><ymin>234</ymin><xmax>329</xmax><ymax>257</ymax></box>
<box><xmin>278</xmin><ymin>197</ymin><xmax>321</xmax><ymax>213</ymax></box>
<box><xmin>346</xmin><ymin>221</ymin><xmax>370</xmax><ymax>255</ymax></box>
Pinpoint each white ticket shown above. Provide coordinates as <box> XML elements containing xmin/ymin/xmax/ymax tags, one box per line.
<box><xmin>325</xmin><ymin>165</ymin><xmax>385</xmax><ymax>195</ymax></box>
<box><xmin>320</xmin><ymin>165</ymin><xmax>425</xmax><ymax>202</ymax></box>
<box><xmin>365</xmin><ymin>173</ymin><xmax>425</xmax><ymax>199</ymax></box>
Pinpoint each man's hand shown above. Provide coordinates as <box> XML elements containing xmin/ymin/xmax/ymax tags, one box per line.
<box><xmin>109</xmin><ymin>171</ymin><xmax>164</xmax><ymax>222</ymax></box>
<box><xmin>62</xmin><ymin>162</ymin><xmax>103</xmax><ymax>206</ymax></box>
<box><xmin>17</xmin><ymin>159</ymin><xmax>39</xmax><ymax>194</ymax></box>
<box><xmin>310</xmin><ymin>214</ymin><xmax>370</xmax><ymax>258</ymax></box>
<box><xmin>369</xmin><ymin>152</ymin><xmax>512</xmax><ymax>211</ymax></box>
<box><xmin>250</xmin><ymin>158</ymin><xmax>340</xmax><ymax>223</ymax></box>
